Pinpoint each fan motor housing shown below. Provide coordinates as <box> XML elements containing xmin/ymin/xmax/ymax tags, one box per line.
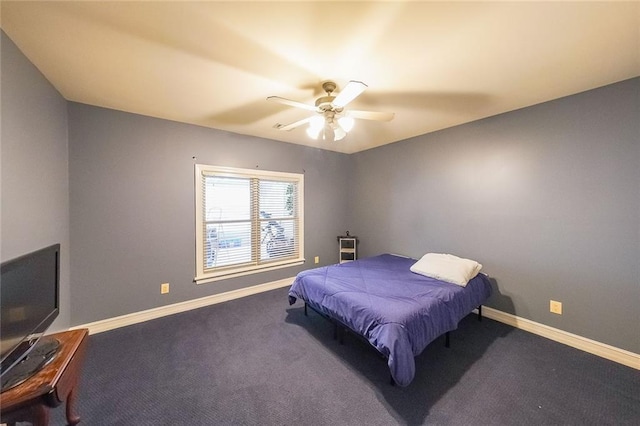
<box><xmin>315</xmin><ymin>95</ymin><xmax>337</xmax><ymax>111</ymax></box>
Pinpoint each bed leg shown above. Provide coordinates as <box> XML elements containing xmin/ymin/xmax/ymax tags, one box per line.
<box><xmin>304</xmin><ymin>303</ymin><xmax>308</xmax><ymax>317</ymax></box>
<box><xmin>445</xmin><ymin>331</ymin><xmax>450</xmax><ymax>348</ymax></box>
<box><xmin>478</xmin><ymin>305</ymin><xmax>482</xmax><ymax>322</ymax></box>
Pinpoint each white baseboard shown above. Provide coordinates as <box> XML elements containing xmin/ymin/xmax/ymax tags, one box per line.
<box><xmin>71</xmin><ymin>277</ymin><xmax>294</xmax><ymax>335</ymax></box>
<box><xmin>478</xmin><ymin>306</ymin><xmax>639</xmax><ymax>370</ymax></box>
<box><xmin>72</xmin><ymin>278</ymin><xmax>638</xmax><ymax>371</ymax></box>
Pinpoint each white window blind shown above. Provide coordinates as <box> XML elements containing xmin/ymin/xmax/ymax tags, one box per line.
<box><xmin>195</xmin><ymin>165</ymin><xmax>304</xmax><ymax>283</ymax></box>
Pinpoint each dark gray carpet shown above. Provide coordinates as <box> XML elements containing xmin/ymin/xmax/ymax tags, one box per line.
<box><xmin>50</xmin><ymin>287</ymin><xmax>639</xmax><ymax>425</ymax></box>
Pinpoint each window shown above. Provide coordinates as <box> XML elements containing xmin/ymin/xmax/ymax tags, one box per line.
<box><xmin>195</xmin><ymin>164</ymin><xmax>304</xmax><ymax>283</ymax></box>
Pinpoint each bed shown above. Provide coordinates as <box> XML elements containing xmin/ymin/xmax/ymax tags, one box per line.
<box><xmin>288</xmin><ymin>253</ymin><xmax>492</xmax><ymax>387</ymax></box>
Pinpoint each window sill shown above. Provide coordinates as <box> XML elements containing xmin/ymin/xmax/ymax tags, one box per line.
<box><xmin>195</xmin><ymin>258</ymin><xmax>305</xmax><ymax>284</ymax></box>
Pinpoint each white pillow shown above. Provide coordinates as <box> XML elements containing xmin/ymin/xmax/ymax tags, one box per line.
<box><xmin>410</xmin><ymin>253</ymin><xmax>482</xmax><ymax>286</ymax></box>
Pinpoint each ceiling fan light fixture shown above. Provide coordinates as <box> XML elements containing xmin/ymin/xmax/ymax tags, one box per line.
<box><xmin>334</xmin><ymin>126</ymin><xmax>347</xmax><ymax>141</ymax></box>
<box><xmin>306</xmin><ymin>126</ymin><xmax>320</xmax><ymax>140</ymax></box>
<box><xmin>307</xmin><ymin>114</ymin><xmax>348</xmax><ymax>142</ymax></box>
<box><xmin>306</xmin><ymin>116</ymin><xmax>324</xmax><ymax>139</ymax></box>
<box><xmin>309</xmin><ymin>115</ymin><xmax>324</xmax><ymax>130</ymax></box>
<box><xmin>338</xmin><ymin>116</ymin><xmax>355</xmax><ymax>132</ymax></box>
<box><xmin>307</xmin><ymin>123</ymin><xmax>322</xmax><ymax>139</ymax></box>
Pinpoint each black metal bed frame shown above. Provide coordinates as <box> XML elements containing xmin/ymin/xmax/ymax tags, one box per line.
<box><xmin>303</xmin><ymin>302</ymin><xmax>484</xmax><ymax>385</ymax></box>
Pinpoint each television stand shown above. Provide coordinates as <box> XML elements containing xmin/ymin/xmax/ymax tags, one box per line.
<box><xmin>1</xmin><ymin>336</ymin><xmax>61</xmax><ymax>392</ymax></box>
<box><xmin>0</xmin><ymin>329</ymin><xmax>88</xmax><ymax>426</ymax></box>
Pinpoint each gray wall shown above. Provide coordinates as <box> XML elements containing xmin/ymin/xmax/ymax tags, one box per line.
<box><xmin>350</xmin><ymin>78</ymin><xmax>639</xmax><ymax>353</ymax></box>
<box><xmin>1</xmin><ymin>31</ymin><xmax>71</xmax><ymax>330</ymax></box>
<box><xmin>68</xmin><ymin>103</ymin><xmax>351</xmax><ymax>324</ymax></box>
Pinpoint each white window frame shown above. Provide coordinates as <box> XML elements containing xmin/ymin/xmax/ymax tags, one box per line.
<box><xmin>194</xmin><ymin>164</ymin><xmax>304</xmax><ymax>284</ymax></box>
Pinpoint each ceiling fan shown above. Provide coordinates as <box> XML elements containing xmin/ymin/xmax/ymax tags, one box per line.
<box><xmin>268</xmin><ymin>80</ymin><xmax>394</xmax><ymax>142</ymax></box>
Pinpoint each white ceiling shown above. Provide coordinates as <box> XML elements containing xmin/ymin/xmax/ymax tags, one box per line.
<box><xmin>1</xmin><ymin>1</ymin><xmax>638</xmax><ymax>154</ymax></box>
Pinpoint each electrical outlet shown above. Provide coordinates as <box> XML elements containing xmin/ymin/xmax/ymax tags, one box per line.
<box><xmin>550</xmin><ymin>300</ymin><xmax>562</xmax><ymax>315</ymax></box>
<box><xmin>314</xmin><ymin>256</ymin><xmax>320</xmax><ymax>264</ymax></box>
<box><xmin>161</xmin><ymin>283</ymin><xmax>170</xmax><ymax>294</ymax></box>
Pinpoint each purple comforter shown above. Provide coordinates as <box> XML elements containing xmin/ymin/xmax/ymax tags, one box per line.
<box><xmin>288</xmin><ymin>253</ymin><xmax>492</xmax><ymax>386</ymax></box>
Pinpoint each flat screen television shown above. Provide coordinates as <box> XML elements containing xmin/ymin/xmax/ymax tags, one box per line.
<box><xmin>0</xmin><ymin>243</ymin><xmax>61</xmax><ymax>392</ymax></box>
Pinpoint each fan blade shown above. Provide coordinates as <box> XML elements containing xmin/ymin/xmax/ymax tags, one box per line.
<box><xmin>333</xmin><ymin>81</ymin><xmax>368</xmax><ymax>108</ymax></box>
<box><xmin>267</xmin><ymin>96</ymin><xmax>317</xmax><ymax>112</ymax></box>
<box><xmin>347</xmin><ymin>110</ymin><xmax>395</xmax><ymax>121</ymax></box>
<box><xmin>275</xmin><ymin>116</ymin><xmax>314</xmax><ymax>132</ymax></box>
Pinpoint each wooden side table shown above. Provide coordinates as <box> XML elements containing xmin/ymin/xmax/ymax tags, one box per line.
<box><xmin>0</xmin><ymin>328</ymin><xmax>89</xmax><ymax>426</ymax></box>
